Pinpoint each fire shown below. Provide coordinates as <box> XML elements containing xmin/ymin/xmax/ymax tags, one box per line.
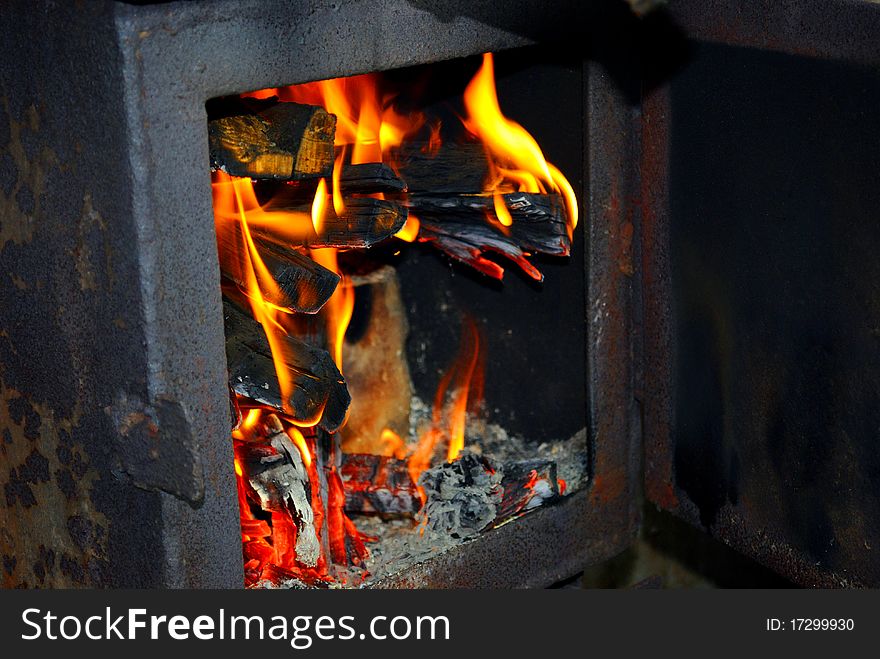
<box><xmin>407</xmin><ymin>319</ymin><xmax>484</xmax><ymax>496</ymax></box>
<box><xmin>311</xmin><ymin>178</ymin><xmax>329</xmax><ymax>234</ymax></box>
<box><xmin>217</xmin><ymin>52</ymin><xmax>579</xmax><ymax>587</ymax></box>
<box><xmin>395</xmin><ymin>215</ymin><xmax>420</xmax><ymax>242</ymax></box>
<box><xmin>310</xmin><ymin>248</ymin><xmax>355</xmax><ymax>373</ymax></box>
<box><xmin>463</xmin><ymin>53</ymin><xmax>578</xmax><ymax>235</ymax></box>
<box><xmin>257</xmin><ymin>73</ymin><xmax>426</xmax><ymax>167</ymax></box>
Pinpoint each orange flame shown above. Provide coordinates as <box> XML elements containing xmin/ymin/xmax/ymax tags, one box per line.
<box><xmin>463</xmin><ymin>53</ymin><xmax>578</xmax><ymax>234</ymax></box>
<box><xmin>395</xmin><ymin>215</ymin><xmax>420</xmax><ymax>242</ymax></box>
<box><xmin>310</xmin><ymin>248</ymin><xmax>355</xmax><ymax>374</ymax></box>
<box><xmin>287</xmin><ymin>426</ymin><xmax>312</xmax><ymax>469</ymax></box>
<box><xmin>407</xmin><ymin>319</ymin><xmax>483</xmax><ymax>497</ymax></box>
<box><xmin>266</xmin><ymin>73</ymin><xmax>425</xmax><ymax>169</ymax></box>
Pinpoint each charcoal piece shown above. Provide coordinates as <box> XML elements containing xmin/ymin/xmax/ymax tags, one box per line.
<box><xmin>417</xmin><ymin>451</ymin><xmax>503</xmax><ymax>538</ymax></box>
<box><xmin>495</xmin><ymin>459</ymin><xmax>560</xmax><ymax>523</ymax></box>
<box><xmin>340</xmin><ymin>453</ymin><xmax>420</xmax><ymax>515</ymax></box>
<box><xmin>223</xmin><ymin>300</ymin><xmax>350</xmax><ymax>432</ymax></box>
<box><xmin>208</xmin><ymin>97</ymin><xmax>336</xmax><ymax>180</ymax></box>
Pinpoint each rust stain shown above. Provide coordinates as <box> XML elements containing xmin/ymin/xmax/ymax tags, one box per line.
<box><xmin>0</xmin><ymin>96</ymin><xmax>58</xmax><ymax>250</ymax></box>
<box><xmin>0</xmin><ymin>382</ymin><xmax>108</xmax><ymax>588</ymax></box>
<box><xmin>618</xmin><ymin>219</ymin><xmax>634</xmax><ymax>276</ymax></box>
<box><xmin>72</xmin><ymin>193</ymin><xmax>107</xmax><ymax>292</ymax></box>
<box><xmin>590</xmin><ymin>466</ymin><xmax>626</xmax><ymax>505</ymax></box>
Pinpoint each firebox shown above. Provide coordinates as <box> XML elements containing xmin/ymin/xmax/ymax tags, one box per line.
<box><xmin>3</xmin><ymin>0</ymin><xmax>879</xmax><ymax>589</ymax></box>
<box><xmin>210</xmin><ymin>49</ymin><xmax>588</xmax><ymax>587</ymax></box>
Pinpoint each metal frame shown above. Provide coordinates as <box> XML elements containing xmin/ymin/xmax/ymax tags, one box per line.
<box><xmin>641</xmin><ymin>0</ymin><xmax>880</xmax><ymax>587</ymax></box>
<box><xmin>1</xmin><ymin>0</ymin><xmax>642</xmax><ymax>587</ymax></box>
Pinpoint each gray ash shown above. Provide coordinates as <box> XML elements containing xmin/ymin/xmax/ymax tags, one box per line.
<box><xmin>418</xmin><ymin>451</ymin><xmax>503</xmax><ymax>538</ymax></box>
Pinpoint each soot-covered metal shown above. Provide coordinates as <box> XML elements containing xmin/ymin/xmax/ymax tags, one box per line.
<box><xmin>642</xmin><ymin>0</ymin><xmax>880</xmax><ymax>587</ymax></box>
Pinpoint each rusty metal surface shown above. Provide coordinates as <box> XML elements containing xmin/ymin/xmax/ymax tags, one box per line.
<box><xmin>641</xmin><ymin>6</ymin><xmax>880</xmax><ymax>587</ymax></box>
<box><xmin>2</xmin><ymin>0</ymin><xmax>644</xmax><ymax>587</ymax></box>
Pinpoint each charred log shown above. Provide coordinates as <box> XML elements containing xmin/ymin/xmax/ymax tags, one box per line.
<box><xmin>495</xmin><ymin>459</ymin><xmax>560</xmax><ymax>524</ymax></box>
<box><xmin>392</xmin><ymin>140</ymin><xmax>571</xmax><ymax>281</ymax></box>
<box><xmin>256</xmin><ymin>196</ymin><xmax>408</xmax><ymax>249</ymax></box>
<box><xmin>340</xmin><ymin>162</ymin><xmax>407</xmax><ymax>194</ymax></box>
<box><xmin>340</xmin><ymin>453</ymin><xmax>420</xmax><ymax>516</ymax></box>
<box><xmin>395</xmin><ymin>140</ymin><xmax>489</xmax><ymax>195</ymax></box>
<box><xmin>237</xmin><ymin>420</ymin><xmax>321</xmax><ymax>567</ymax></box>
<box><xmin>218</xmin><ymin>228</ymin><xmax>340</xmax><ymax>314</ymax></box>
<box><xmin>208</xmin><ymin>97</ymin><xmax>336</xmax><ymax>180</ymax></box>
<box><xmin>408</xmin><ymin>192</ymin><xmax>569</xmax><ymax>281</ymax></box>
<box><xmin>223</xmin><ymin>301</ymin><xmax>350</xmax><ymax>432</ymax></box>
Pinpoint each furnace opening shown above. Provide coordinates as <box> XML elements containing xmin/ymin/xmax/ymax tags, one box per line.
<box><xmin>207</xmin><ymin>48</ymin><xmax>589</xmax><ymax>588</ymax></box>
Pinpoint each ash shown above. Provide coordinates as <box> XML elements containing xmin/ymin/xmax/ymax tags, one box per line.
<box><xmin>350</xmin><ymin>395</ymin><xmax>589</xmax><ymax>586</ymax></box>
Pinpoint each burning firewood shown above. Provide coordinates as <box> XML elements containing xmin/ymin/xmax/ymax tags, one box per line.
<box><xmin>406</xmin><ymin>192</ymin><xmax>569</xmax><ymax>281</ymax></box>
<box><xmin>218</xmin><ymin>229</ymin><xmax>341</xmax><ymax>314</ymax></box>
<box><xmin>237</xmin><ymin>417</ymin><xmax>321</xmax><ymax>567</ymax></box>
<box><xmin>223</xmin><ymin>301</ymin><xmax>350</xmax><ymax>432</ymax></box>
<box><xmin>257</xmin><ymin>195</ymin><xmax>408</xmax><ymax>249</ymax></box>
<box><xmin>392</xmin><ymin>140</ymin><xmax>572</xmax><ymax>281</ymax></box>
<box><xmin>208</xmin><ymin>97</ymin><xmax>336</xmax><ymax>180</ymax></box>
<box><xmin>339</xmin><ymin>453</ymin><xmax>421</xmax><ymax>516</ymax></box>
<box><xmin>339</xmin><ymin>162</ymin><xmax>408</xmax><ymax>195</ymax></box>
<box><xmin>494</xmin><ymin>459</ymin><xmax>561</xmax><ymax>524</ymax></box>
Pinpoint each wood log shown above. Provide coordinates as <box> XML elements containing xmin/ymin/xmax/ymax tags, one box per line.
<box><xmin>494</xmin><ymin>459</ymin><xmax>560</xmax><ymax>523</ymax></box>
<box><xmin>257</xmin><ymin>196</ymin><xmax>408</xmax><ymax>249</ymax></box>
<box><xmin>339</xmin><ymin>162</ymin><xmax>407</xmax><ymax>194</ymax></box>
<box><xmin>254</xmin><ymin>162</ymin><xmax>407</xmax><ymax>202</ymax></box>
<box><xmin>392</xmin><ymin>140</ymin><xmax>572</xmax><ymax>281</ymax></box>
<box><xmin>395</xmin><ymin>140</ymin><xmax>488</xmax><ymax>194</ymax></box>
<box><xmin>223</xmin><ymin>301</ymin><xmax>350</xmax><ymax>432</ymax></box>
<box><xmin>340</xmin><ymin>453</ymin><xmax>421</xmax><ymax>515</ymax></box>
<box><xmin>218</xmin><ymin>224</ymin><xmax>340</xmax><ymax>314</ymax></box>
<box><xmin>208</xmin><ymin>97</ymin><xmax>336</xmax><ymax>180</ymax></box>
<box><xmin>237</xmin><ymin>425</ymin><xmax>321</xmax><ymax>567</ymax></box>
<box><xmin>408</xmin><ymin>192</ymin><xmax>569</xmax><ymax>281</ymax></box>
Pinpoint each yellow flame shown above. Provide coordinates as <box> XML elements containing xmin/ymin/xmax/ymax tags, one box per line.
<box><xmin>310</xmin><ymin>248</ymin><xmax>355</xmax><ymax>374</ymax></box>
<box><xmin>242</xmin><ymin>408</ymin><xmax>261</xmax><ymax>430</ymax></box>
<box><xmin>463</xmin><ymin>53</ymin><xmax>578</xmax><ymax>233</ymax></box>
<box><xmin>395</xmin><ymin>215</ymin><xmax>420</xmax><ymax>242</ymax></box>
<box><xmin>287</xmin><ymin>426</ymin><xmax>312</xmax><ymax>469</ymax></box>
<box><xmin>332</xmin><ymin>147</ymin><xmax>347</xmax><ymax>216</ymax></box>
<box><xmin>493</xmin><ymin>194</ymin><xmax>513</xmax><ymax>227</ymax></box>
<box><xmin>311</xmin><ymin>178</ymin><xmax>329</xmax><ymax>235</ymax></box>
<box><xmin>379</xmin><ymin>428</ymin><xmax>408</xmax><ymax>460</ymax></box>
